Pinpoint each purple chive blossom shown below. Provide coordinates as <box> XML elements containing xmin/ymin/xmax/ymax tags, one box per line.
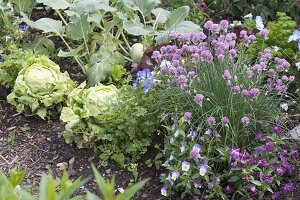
<box><xmin>255</xmin><ymin>131</ymin><xmax>266</xmax><ymax>140</ymax></box>
<box><xmin>199</xmin><ymin>164</ymin><xmax>209</xmax><ymax>176</ymax></box>
<box><xmin>281</xmin><ymin>183</ymin><xmax>294</xmax><ymax>194</ymax></box>
<box><xmin>230</xmin><ymin>146</ymin><xmax>241</xmax><ymax>160</ymax></box>
<box><xmin>276</xmin><ymin>165</ymin><xmax>286</xmax><ymax>175</ymax></box>
<box><xmin>161</xmin><ymin>187</ymin><xmax>167</xmax><ymax>196</ymax></box>
<box><xmin>271</xmin><ymin>125</ymin><xmax>281</xmax><ymax>133</ymax></box>
<box><xmin>233</xmin><ymin>85</ymin><xmax>241</xmax><ymax>94</ymax></box>
<box><xmin>241</xmin><ymin>116</ymin><xmax>250</xmax><ymax>126</ymax></box>
<box><xmin>19</xmin><ymin>22</ymin><xmax>27</xmax><ymax>31</ymax></box>
<box><xmin>169</xmin><ymin>31</ymin><xmax>178</xmax><ymax>39</ymax></box>
<box><xmin>207</xmin><ymin>116</ymin><xmax>216</xmax><ymax>125</ymax></box>
<box><xmin>223</xmin><ymin>70</ymin><xmax>232</xmax><ymax>80</ymax></box>
<box><xmin>182</xmin><ymin>161</ymin><xmax>191</xmax><ymax>172</ymax></box>
<box><xmin>194</xmin><ymin>93</ymin><xmax>204</xmax><ymax>105</ymax></box>
<box><xmin>221</xmin><ymin>116</ymin><xmax>229</xmax><ymax>125</ymax></box>
<box><xmin>184</xmin><ymin>112</ymin><xmax>192</xmax><ymax>121</ymax></box>
<box><xmin>224</xmin><ymin>185</ymin><xmax>234</xmax><ymax>194</ymax></box>
<box><xmin>198</xmin><ymin>1</ymin><xmax>207</xmax><ymax>10</ymax></box>
<box><xmin>171</xmin><ymin>171</ymin><xmax>180</xmax><ymax>181</ymax></box>
<box><xmin>204</xmin><ymin>20</ymin><xmax>214</xmax><ymax>29</ymax></box>
<box><xmin>188</xmin><ymin>71</ymin><xmax>196</xmax><ymax>78</ymax></box>
<box><xmin>260</xmin><ymin>29</ymin><xmax>269</xmax><ymax>39</ymax></box>
<box><xmin>194</xmin><ymin>179</ymin><xmax>202</xmax><ymax>188</ymax></box>
<box><xmin>265</xmin><ymin>141</ymin><xmax>274</xmax><ymax>152</ymax></box>
<box><xmin>190</xmin><ymin>144</ymin><xmax>201</xmax><ymax>158</ymax></box>
<box><xmin>219</xmin><ymin>20</ymin><xmax>229</xmax><ymax>30</ymax></box>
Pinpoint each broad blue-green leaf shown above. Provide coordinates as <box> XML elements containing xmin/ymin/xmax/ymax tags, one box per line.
<box><xmin>10</xmin><ymin>0</ymin><xmax>36</xmax><ymax>13</ymax></box>
<box><xmin>58</xmin><ymin>46</ymin><xmax>84</xmax><ymax>58</ymax></box>
<box><xmin>71</xmin><ymin>0</ymin><xmax>116</xmax><ymax>13</ymax></box>
<box><xmin>122</xmin><ymin>0</ymin><xmax>157</xmax><ymax>16</ymax></box>
<box><xmin>152</xmin><ymin>8</ymin><xmax>170</xmax><ymax>24</ymax></box>
<box><xmin>66</xmin><ymin>14</ymin><xmax>90</xmax><ymax>41</ymax></box>
<box><xmin>86</xmin><ymin>47</ymin><xmax>125</xmax><ymax>85</ymax></box>
<box><xmin>172</xmin><ymin>21</ymin><xmax>201</xmax><ymax>33</ymax></box>
<box><xmin>165</xmin><ymin>6</ymin><xmax>189</xmax><ymax>30</ymax></box>
<box><xmin>36</xmin><ymin>0</ymin><xmax>71</xmax><ymax>10</ymax></box>
<box><xmin>123</xmin><ymin>19</ymin><xmax>154</xmax><ymax>36</ymax></box>
<box><xmin>31</xmin><ymin>18</ymin><xmax>65</xmax><ymax>35</ymax></box>
<box><xmin>25</xmin><ymin>36</ymin><xmax>55</xmax><ymax>56</ymax></box>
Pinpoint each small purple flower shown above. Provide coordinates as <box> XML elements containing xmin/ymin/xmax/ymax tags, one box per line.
<box><xmin>221</xmin><ymin>116</ymin><xmax>229</xmax><ymax>125</ymax></box>
<box><xmin>190</xmin><ymin>144</ymin><xmax>201</xmax><ymax>158</ymax></box>
<box><xmin>194</xmin><ymin>93</ymin><xmax>204</xmax><ymax>105</ymax></box>
<box><xmin>194</xmin><ymin>179</ymin><xmax>202</xmax><ymax>188</ymax></box>
<box><xmin>161</xmin><ymin>186</ymin><xmax>167</xmax><ymax>196</ymax></box>
<box><xmin>205</xmin><ymin>128</ymin><xmax>212</xmax><ymax>136</ymax></box>
<box><xmin>256</xmin><ymin>157</ymin><xmax>267</xmax><ymax>168</ymax></box>
<box><xmin>276</xmin><ymin>165</ymin><xmax>286</xmax><ymax>175</ymax></box>
<box><xmin>0</xmin><ymin>55</ymin><xmax>4</xmax><ymax>62</ymax></box>
<box><xmin>184</xmin><ymin>112</ymin><xmax>192</xmax><ymax>121</ymax></box>
<box><xmin>271</xmin><ymin>125</ymin><xmax>281</xmax><ymax>133</ymax></box>
<box><xmin>224</xmin><ymin>185</ymin><xmax>234</xmax><ymax>194</ymax></box>
<box><xmin>250</xmin><ymin>185</ymin><xmax>256</xmax><ymax>194</ymax></box>
<box><xmin>198</xmin><ymin>1</ymin><xmax>207</xmax><ymax>10</ymax></box>
<box><xmin>219</xmin><ymin>20</ymin><xmax>229</xmax><ymax>30</ymax></box>
<box><xmin>223</xmin><ymin>70</ymin><xmax>232</xmax><ymax>80</ymax></box>
<box><xmin>180</xmin><ymin>143</ymin><xmax>186</xmax><ymax>152</ymax></box>
<box><xmin>233</xmin><ymin>85</ymin><xmax>241</xmax><ymax>94</ymax></box>
<box><xmin>281</xmin><ymin>183</ymin><xmax>294</xmax><ymax>194</ymax></box>
<box><xmin>260</xmin><ymin>29</ymin><xmax>269</xmax><ymax>39</ymax></box>
<box><xmin>199</xmin><ymin>164</ymin><xmax>209</xmax><ymax>176</ymax></box>
<box><xmin>207</xmin><ymin>116</ymin><xmax>216</xmax><ymax>125</ymax></box>
<box><xmin>255</xmin><ymin>131</ymin><xmax>266</xmax><ymax>140</ymax></box>
<box><xmin>265</xmin><ymin>141</ymin><xmax>274</xmax><ymax>152</ymax></box>
<box><xmin>289</xmin><ymin>149</ymin><xmax>299</xmax><ymax>159</ymax></box>
<box><xmin>169</xmin><ymin>31</ymin><xmax>178</xmax><ymax>39</ymax></box>
<box><xmin>272</xmin><ymin>191</ymin><xmax>281</xmax><ymax>200</ymax></box>
<box><xmin>230</xmin><ymin>146</ymin><xmax>241</xmax><ymax>160</ymax></box>
<box><xmin>19</xmin><ymin>22</ymin><xmax>27</xmax><ymax>31</ymax></box>
<box><xmin>182</xmin><ymin>161</ymin><xmax>191</xmax><ymax>172</ymax></box>
<box><xmin>171</xmin><ymin>171</ymin><xmax>180</xmax><ymax>181</ymax></box>
<box><xmin>262</xmin><ymin>174</ymin><xmax>272</xmax><ymax>184</ymax></box>
<box><xmin>241</xmin><ymin>116</ymin><xmax>250</xmax><ymax>126</ymax></box>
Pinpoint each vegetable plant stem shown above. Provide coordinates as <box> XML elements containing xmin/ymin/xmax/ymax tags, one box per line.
<box><xmin>121</xmin><ymin>32</ymin><xmax>132</xmax><ymax>51</ymax></box>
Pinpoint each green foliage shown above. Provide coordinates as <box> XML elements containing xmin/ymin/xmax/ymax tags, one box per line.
<box><xmin>164</xmin><ymin>0</ymin><xmax>300</xmax><ymax>22</ymax></box>
<box><xmin>0</xmin><ymin>45</ymin><xmax>33</xmax><ymax>88</ymax></box>
<box><xmin>90</xmin><ymin>165</ymin><xmax>149</xmax><ymax>200</ymax></box>
<box><xmin>22</xmin><ymin>0</ymin><xmax>200</xmax><ymax>85</ymax></box>
<box><xmin>7</xmin><ymin>56</ymin><xmax>76</xmax><ymax>119</ymax></box>
<box><xmin>0</xmin><ymin>167</ymin><xmax>146</xmax><ymax>200</ymax></box>
<box><xmin>0</xmin><ymin>168</ymin><xmax>26</xmax><ymax>200</ymax></box>
<box><xmin>61</xmin><ymin>83</ymin><xmax>159</xmax><ymax>166</ymax></box>
<box><xmin>9</xmin><ymin>0</ymin><xmax>36</xmax><ymax>15</ymax></box>
<box><xmin>248</xmin><ymin>12</ymin><xmax>300</xmax><ymax>94</ymax></box>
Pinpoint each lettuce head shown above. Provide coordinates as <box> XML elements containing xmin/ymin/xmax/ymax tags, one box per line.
<box><xmin>7</xmin><ymin>56</ymin><xmax>76</xmax><ymax>119</ymax></box>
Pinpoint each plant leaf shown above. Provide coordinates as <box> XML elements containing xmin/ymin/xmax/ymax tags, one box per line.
<box><xmin>152</xmin><ymin>8</ymin><xmax>170</xmax><ymax>24</ymax></box>
<box><xmin>122</xmin><ymin>0</ymin><xmax>157</xmax><ymax>16</ymax></box>
<box><xmin>71</xmin><ymin>0</ymin><xmax>115</xmax><ymax>13</ymax></box>
<box><xmin>120</xmin><ymin>178</ymin><xmax>149</xmax><ymax>200</ymax></box>
<box><xmin>31</xmin><ymin>18</ymin><xmax>65</xmax><ymax>35</ymax></box>
<box><xmin>123</xmin><ymin>19</ymin><xmax>155</xmax><ymax>36</ymax></box>
<box><xmin>58</xmin><ymin>46</ymin><xmax>84</xmax><ymax>58</ymax></box>
<box><xmin>10</xmin><ymin>0</ymin><xmax>36</xmax><ymax>14</ymax></box>
<box><xmin>172</xmin><ymin>21</ymin><xmax>201</xmax><ymax>33</ymax></box>
<box><xmin>165</xmin><ymin>6</ymin><xmax>189</xmax><ymax>30</ymax></box>
<box><xmin>66</xmin><ymin>14</ymin><xmax>90</xmax><ymax>41</ymax></box>
<box><xmin>86</xmin><ymin>47</ymin><xmax>125</xmax><ymax>85</ymax></box>
<box><xmin>36</xmin><ymin>0</ymin><xmax>71</xmax><ymax>10</ymax></box>
<box><xmin>24</xmin><ymin>36</ymin><xmax>55</xmax><ymax>56</ymax></box>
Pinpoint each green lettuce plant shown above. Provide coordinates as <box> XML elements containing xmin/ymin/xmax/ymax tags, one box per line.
<box><xmin>60</xmin><ymin>83</ymin><xmax>159</xmax><ymax>166</ymax></box>
<box><xmin>7</xmin><ymin>56</ymin><xmax>76</xmax><ymax>119</ymax></box>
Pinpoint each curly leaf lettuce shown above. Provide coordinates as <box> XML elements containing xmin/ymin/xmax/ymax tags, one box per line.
<box><xmin>7</xmin><ymin>56</ymin><xmax>76</xmax><ymax>119</ymax></box>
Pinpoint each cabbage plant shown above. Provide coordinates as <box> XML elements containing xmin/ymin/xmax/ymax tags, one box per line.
<box><xmin>60</xmin><ymin>83</ymin><xmax>159</xmax><ymax>166</ymax></box>
<box><xmin>7</xmin><ymin>56</ymin><xmax>76</xmax><ymax>119</ymax></box>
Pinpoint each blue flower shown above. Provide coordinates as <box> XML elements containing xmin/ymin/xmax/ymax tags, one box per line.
<box><xmin>19</xmin><ymin>22</ymin><xmax>27</xmax><ymax>31</ymax></box>
<box><xmin>0</xmin><ymin>55</ymin><xmax>4</xmax><ymax>62</ymax></box>
<box><xmin>132</xmin><ymin>69</ymin><xmax>154</xmax><ymax>93</ymax></box>
<box><xmin>288</xmin><ymin>30</ymin><xmax>300</xmax><ymax>50</ymax></box>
